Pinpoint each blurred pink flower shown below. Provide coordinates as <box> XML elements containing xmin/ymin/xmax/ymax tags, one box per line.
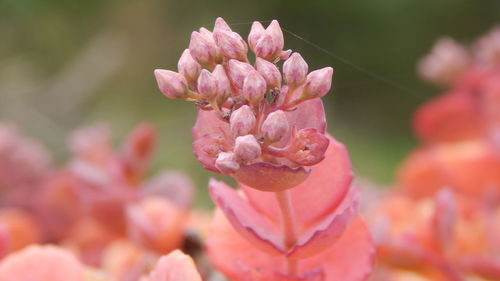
<box><xmin>144</xmin><ymin>250</ymin><xmax>201</xmax><ymax>281</ymax></box>
<box><xmin>0</xmin><ymin>245</ymin><xmax>85</xmax><ymax>281</ymax></box>
<box><xmin>0</xmin><ymin>123</ymin><xmax>52</xmax><ymax>208</ymax></box>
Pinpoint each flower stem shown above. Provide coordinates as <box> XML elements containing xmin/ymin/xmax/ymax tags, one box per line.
<box><xmin>275</xmin><ymin>190</ymin><xmax>299</xmax><ymax>275</ymax></box>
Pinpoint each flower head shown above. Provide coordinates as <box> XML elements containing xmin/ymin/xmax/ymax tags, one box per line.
<box><xmin>155</xmin><ymin>18</ymin><xmax>335</xmax><ymax>191</ymax></box>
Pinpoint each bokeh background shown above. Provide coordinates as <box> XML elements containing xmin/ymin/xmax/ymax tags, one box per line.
<box><xmin>1</xmin><ymin>0</ymin><xmax>499</xmax><ymax>207</ymax></box>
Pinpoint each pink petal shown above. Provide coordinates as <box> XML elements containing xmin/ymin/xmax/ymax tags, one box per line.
<box><xmin>300</xmin><ymin>218</ymin><xmax>375</xmax><ymax>281</ymax></box>
<box><xmin>233</xmin><ymin>162</ymin><xmax>310</xmax><ymax>192</ymax></box>
<box><xmin>192</xmin><ymin>109</ymin><xmax>230</xmax><ymax>142</ymax></box>
<box><xmin>206</xmin><ymin>211</ymin><xmax>374</xmax><ymax>281</ymax></box>
<box><xmin>147</xmin><ymin>250</ymin><xmax>202</xmax><ymax>281</ymax></box>
<box><xmin>413</xmin><ymin>91</ymin><xmax>484</xmax><ymax>143</ymax></box>
<box><xmin>242</xmin><ymin>135</ymin><xmax>353</xmax><ymax>226</ymax></box>
<box><xmin>0</xmin><ymin>245</ymin><xmax>84</xmax><ymax>281</ymax></box>
<box><xmin>277</xmin><ymin>99</ymin><xmax>327</xmax><ymax>146</ymax></box>
<box><xmin>459</xmin><ymin>256</ymin><xmax>500</xmax><ymax>281</ymax></box>
<box><xmin>397</xmin><ymin>140</ymin><xmax>500</xmax><ymax>199</ymax></box>
<box><xmin>142</xmin><ymin>171</ymin><xmax>195</xmax><ymax>208</ymax></box>
<box><xmin>284</xmin><ymin>99</ymin><xmax>326</xmax><ymax>132</ymax></box>
<box><xmin>208</xmin><ymin>179</ymin><xmax>284</xmax><ymax>255</ymax></box>
<box><xmin>288</xmin><ymin>185</ymin><xmax>360</xmax><ymax>259</ymax></box>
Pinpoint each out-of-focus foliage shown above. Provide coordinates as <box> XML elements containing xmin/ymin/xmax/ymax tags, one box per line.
<box><xmin>1</xmin><ymin>0</ymin><xmax>499</xmax><ymax>206</ymax></box>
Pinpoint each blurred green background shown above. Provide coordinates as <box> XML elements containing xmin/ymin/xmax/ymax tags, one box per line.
<box><xmin>1</xmin><ymin>0</ymin><xmax>499</xmax><ymax>207</ymax></box>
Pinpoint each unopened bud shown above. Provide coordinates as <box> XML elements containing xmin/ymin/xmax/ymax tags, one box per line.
<box><xmin>243</xmin><ymin>71</ymin><xmax>266</xmax><ymax>105</ymax></box>
<box><xmin>475</xmin><ymin>27</ymin><xmax>500</xmax><ymax>66</ymax></box>
<box><xmin>284</xmin><ymin>128</ymin><xmax>329</xmax><ymax>166</ymax></box>
<box><xmin>227</xmin><ymin>59</ymin><xmax>255</xmax><ymax>89</ymax></box>
<box><xmin>261</xmin><ymin>110</ymin><xmax>289</xmax><ymax>143</ymax></box>
<box><xmin>154</xmin><ymin>69</ymin><xmax>188</xmax><ymax>99</ymax></box>
<box><xmin>418</xmin><ymin>37</ymin><xmax>470</xmax><ymax>85</ymax></box>
<box><xmin>267</xmin><ymin>20</ymin><xmax>284</xmax><ymax>59</ymax></box>
<box><xmin>197</xmin><ymin>69</ymin><xmax>218</xmax><ymax>100</ymax></box>
<box><xmin>214</xmin><ymin>17</ymin><xmax>232</xmax><ymax>33</ymax></box>
<box><xmin>189</xmin><ymin>30</ymin><xmax>218</xmax><ymax>67</ymax></box>
<box><xmin>215</xmin><ymin>152</ymin><xmax>240</xmax><ymax>174</ymax></box>
<box><xmin>283</xmin><ymin>53</ymin><xmax>308</xmax><ymax>86</ymax></box>
<box><xmin>234</xmin><ymin>135</ymin><xmax>261</xmax><ymax>162</ymax></box>
<box><xmin>178</xmin><ymin>49</ymin><xmax>201</xmax><ymax>83</ymax></box>
<box><xmin>303</xmin><ymin>67</ymin><xmax>334</xmax><ymax>99</ymax></box>
<box><xmin>254</xmin><ymin>33</ymin><xmax>275</xmax><ymax>61</ymax></box>
<box><xmin>230</xmin><ymin>105</ymin><xmax>256</xmax><ymax>137</ymax></box>
<box><xmin>255</xmin><ymin>58</ymin><xmax>281</xmax><ymax>89</ymax></box>
<box><xmin>214</xmin><ymin>30</ymin><xmax>248</xmax><ymax>61</ymax></box>
<box><xmin>248</xmin><ymin>21</ymin><xmax>265</xmax><ymax>52</ymax></box>
<box><xmin>212</xmin><ymin>65</ymin><xmax>231</xmax><ymax>100</ymax></box>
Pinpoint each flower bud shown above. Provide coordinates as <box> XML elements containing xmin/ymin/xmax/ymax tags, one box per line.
<box><xmin>255</xmin><ymin>58</ymin><xmax>281</xmax><ymax>89</ymax></box>
<box><xmin>234</xmin><ymin>135</ymin><xmax>261</xmax><ymax>162</ymax></box>
<box><xmin>197</xmin><ymin>69</ymin><xmax>218</xmax><ymax>100</ymax></box>
<box><xmin>215</xmin><ymin>152</ymin><xmax>240</xmax><ymax>174</ymax></box>
<box><xmin>154</xmin><ymin>69</ymin><xmax>189</xmax><ymax>99</ymax></box>
<box><xmin>214</xmin><ymin>17</ymin><xmax>232</xmax><ymax>33</ymax></box>
<box><xmin>418</xmin><ymin>37</ymin><xmax>470</xmax><ymax>85</ymax></box>
<box><xmin>177</xmin><ymin>49</ymin><xmax>201</xmax><ymax>83</ymax></box>
<box><xmin>126</xmin><ymin>197</ymin><xmax>185</xmax><ymax>252</ymax></box>
<box><xmin>227</xmin><ymin>59</ymin><xmax>255</xmax><ymax>89</ymax></box>
<box><xmin>189</xmin><ymin>30</ymin><xmax>217</xmax><ymax>67</ymax></box>
<box><xmin>214</xmin><ymin>30</ymin><xmax>248</xmax><ymax>61</ymax></box>
<box><xmin>212</xmin><ymin>65</ymin><xmax>231</xmax><ymax>99</ymax></box>
<box><xmin>267</xmin><ymin>20</ymin><xmax>284</xmax><ymax>59</ymax></box>
<box><xmin>248</xmin><ymin>21</ymin><xmax>265</xmax><ymax>52</ymax></box>
<box><xmin>254</xmin><ymin>33</ymin><xmax>275</xmax><ymax>61</ymax></box>
<box><xmin>303</xmin><ymin>67</ymin><xmax>334</xmax><ymax>99</ymax></box>
<box><xmin>283</xmin><ymin>53</ymin><xmax>308</xmax><ymax>87</ymax></box>
<box><xmin>230</xmin><ymin>105</ymin><xmax>256</xmax><ymax>136</ymax></box>
<box><xmin>261</xmin><ymin>110</ymin><xmax>289</xmax><ymax>143</ymax></box>
<box><xmin>242</xmin><ymin>71</ymin><xmax>266</xmax><ymax>105</ymax></box>
<box><xmin>199</xmin><ymin>27</ymin><xmax>221</xmax><ymax>62</ymax></box>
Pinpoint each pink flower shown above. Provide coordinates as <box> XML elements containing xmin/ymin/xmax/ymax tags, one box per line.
<box><xmin>0</xmin><ymin>123</ymin><xmax>52</xmax><ymax>207</ymax></box>
<box><xmin>0</xmin><ymin>245</ymin><xmax>85</xmax><ymax>281</ymax></box>
<box><xmin>155</xmin><ymin>18</ymin><xmax>336</xmax><ymax>191</ymax></box>
<box><xmin>144</xmin><ymin>250</ymin><xmax>201</xmax><ymax>281</ymax></box>
<box><xmin>39</xmin><ymin>123</ymin><xmax>193</xmax><ymax>240</ymax></box>
<box><xmin>192</xmin><ymin>98</ymin><xmax>328</xmax><ymax>191</ymax></box>
<box><xmin>415</xmin><ymin>27</ymin><xmax>500</xmax><ymax>144</ymax></box>
<box><xmin>126</xmin><ymin>196</ymin><xmax>187</xmax><ymax>253</ymax></box>
<box><xmin>418</xmin><ymin>37</ymin><xmax>470</xmax><ymax>86</ymax></box>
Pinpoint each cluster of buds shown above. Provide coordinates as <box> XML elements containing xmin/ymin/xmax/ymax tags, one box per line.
<box><xmin>415</xmin><ymin>26</ymin><xmax>500</xmax><ymax>146</ymax></box>
<box><xmin>418</xmin><ymin>26</ymin><xmax>500</xmax><ymax>87</ymax></box>
<box><xmin>155</xmin><ymin>17</ymin><xmax>333</xmax><ymax>191</ymax></box>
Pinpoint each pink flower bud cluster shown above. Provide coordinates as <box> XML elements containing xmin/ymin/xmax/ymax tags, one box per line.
<box><xmin>154</xmin><ymin>18</ymin><xmax>334</xmax><ymax>191</ymax></box>
<box><xmin>415</xmin><ymin>26</ymin><xmax>500</xmax><ymax>146</ymax></box>
<box><xmin>418</xmin><ymin>26</ymin><xmax>500</xmax><ymax>86</ymax></box>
